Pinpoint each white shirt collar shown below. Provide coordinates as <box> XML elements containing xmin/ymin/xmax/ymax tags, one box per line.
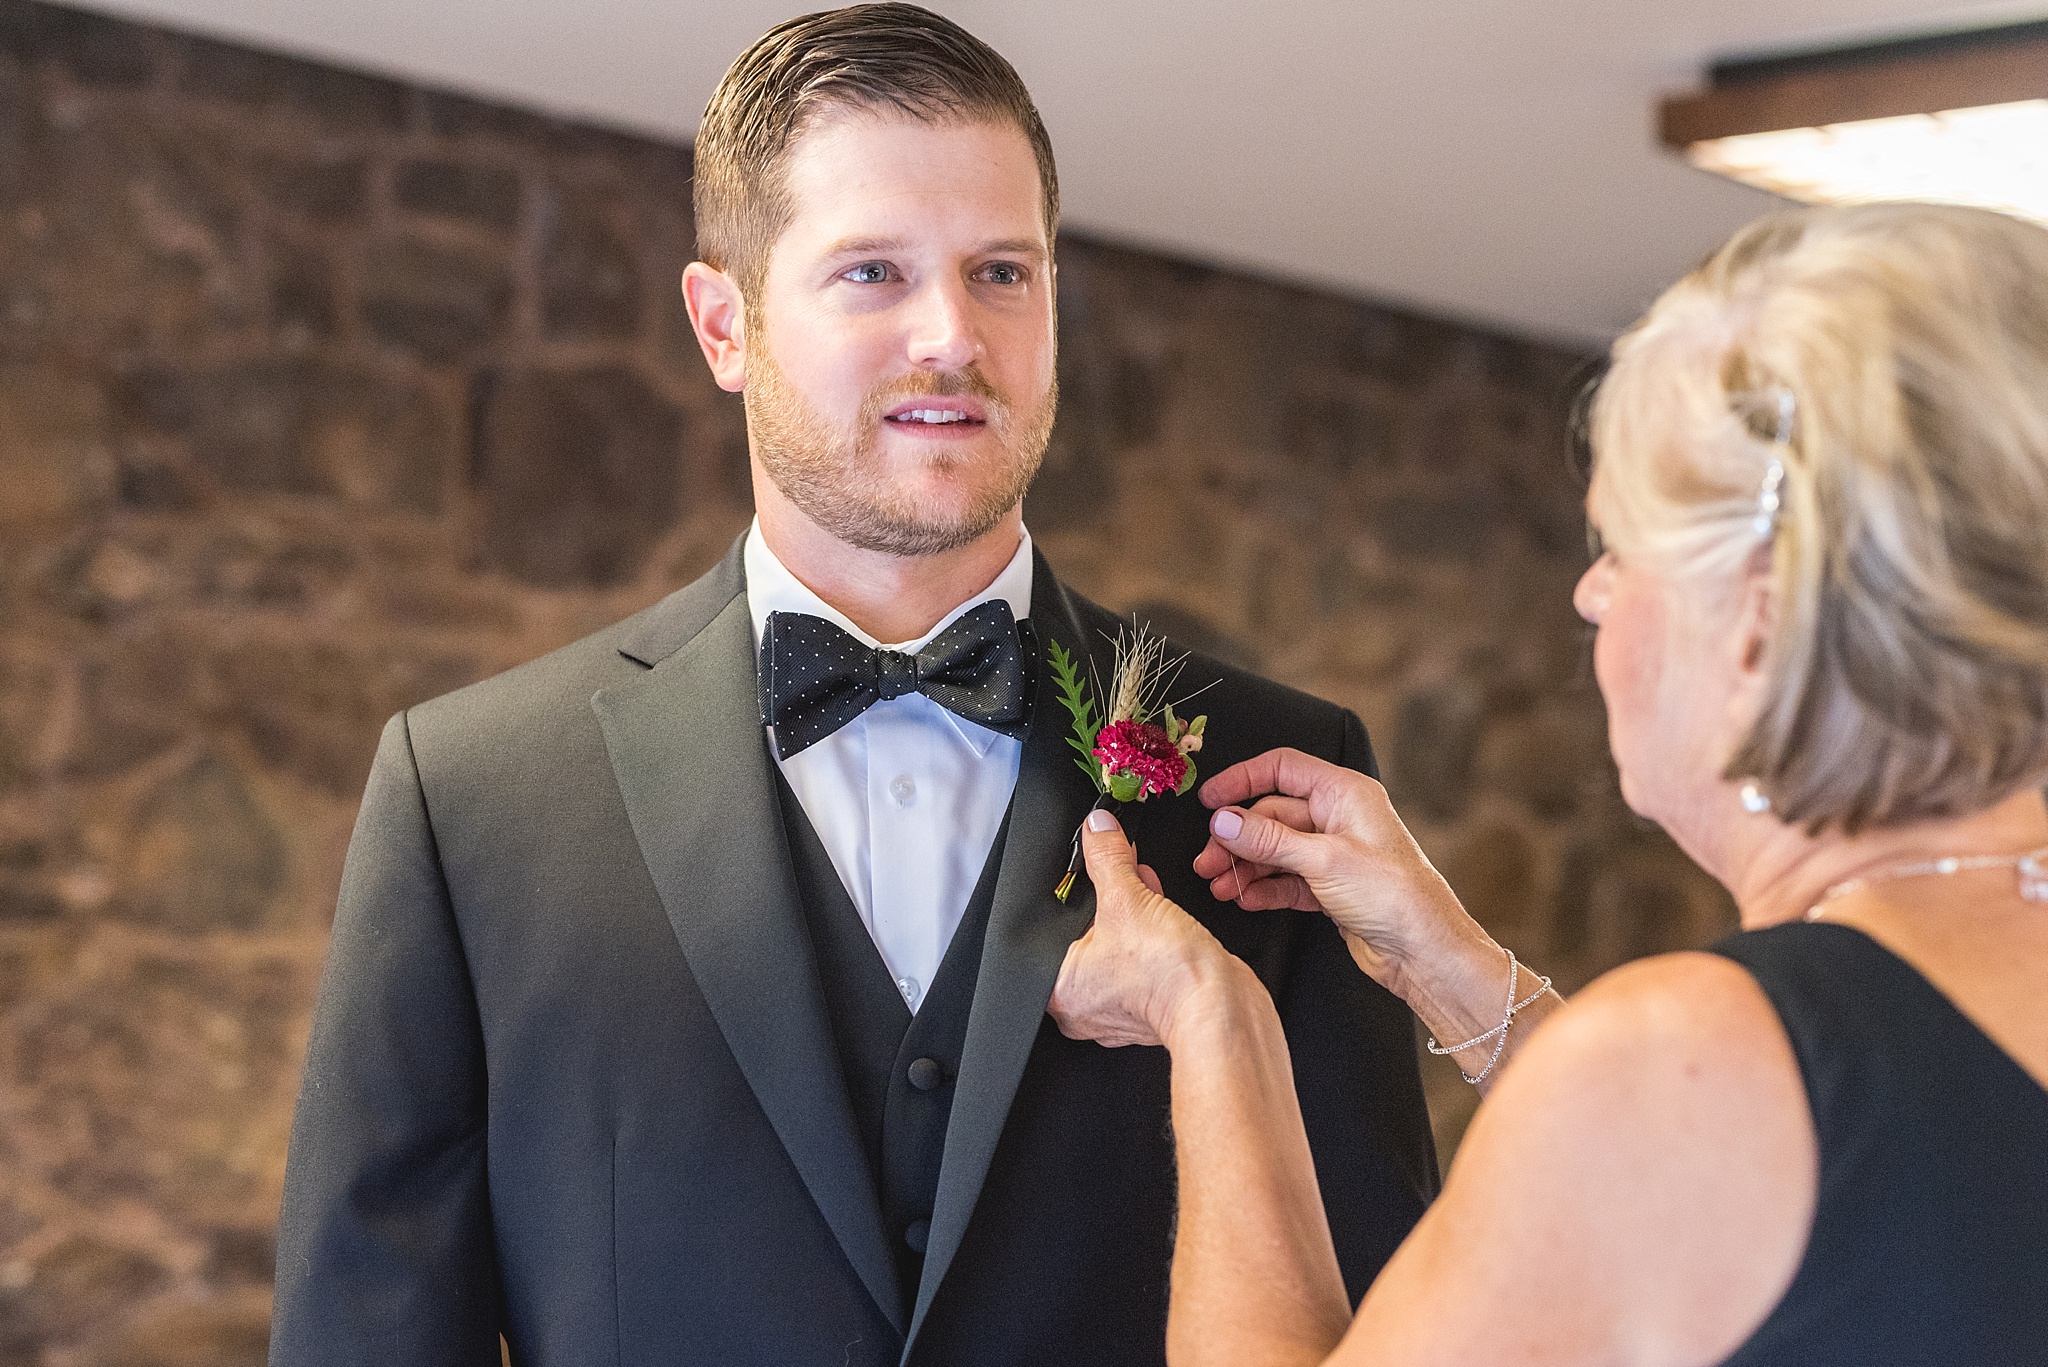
<box><xmin>743</xmin><ymin>520</ymin><xmax>1036</xmax><ymax>756</ymax></box>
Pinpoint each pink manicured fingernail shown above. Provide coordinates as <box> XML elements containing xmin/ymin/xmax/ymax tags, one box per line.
<box><xmin>1212</xmin><ymin>809</ymin><xmax>1243</xmax><ymax>839</ymax></box>
<box><xmin>1087</xmin><ymin>809</ymin><xmax>1118</xmax><ymax>832</ymax></box>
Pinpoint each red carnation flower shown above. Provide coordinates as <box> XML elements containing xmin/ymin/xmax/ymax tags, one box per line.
<box><xmin>1092</xmin><ymin>719</ymin><xmax>1189</xmax><ymax>798</ymax></box>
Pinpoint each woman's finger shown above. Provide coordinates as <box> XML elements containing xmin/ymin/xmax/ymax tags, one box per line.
<box><xmin>1193</xmin><ymin>838</ymin><xmax>1268</xmax><ymax>881</ymax></box>
<box><xmin>1249</xmin><ymin>794</ymin><xmax>1314</xmax><ymax>831</ymax></box>
<box><xmin>1137</xmin><ymin>863</ymin><xmax>1164</xmax><ymax>895</ymax></box>
<box><xmin>1209</xmin><ymin>804</ymin><xmax>1331</xmax><ymax>880</ymax></box>
<box><xmin>1232</xmin><ymin>870</ymin><xmax>1318</xmax><ymax>912</ymax></box>
<box><xmin>1197</xmin><ymin>747</ymin><xmax>1343</xmax><ymax>809</ymax></box>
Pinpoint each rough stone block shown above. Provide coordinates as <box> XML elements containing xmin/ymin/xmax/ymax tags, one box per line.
<box><xmin>359</xmin><ymin>235</ymin><xmax>513</xmax><ymax>362</ymax></box>
<box><xmin>0</xmin><ymin>362</ymin><xmax>113</xmax><ymax>527</ymax></box>
<box><xmin>417</xmin><ymin>87</ymin><xmax>599</xmax><ymax>155</ymax></box>
<box><xmin>471</xmin><ymin>366</ymin><xmax>684</xmax><ymax>587</ymax></box>
<box><xmin>1389</xmin><ymin>678</ymin><xmax>1488</xmax><ymax>822</ymax></box>
<box><xmin>539</xmin><ymin>181</ymin><xmax>642</xmax><ymax>339</ymax></box>
<box><xmin>210</xmin><ymin>638</ymin><xmax>480</xmax><ymax>796</ymax></box>
<box><xmin>101</xmin><ymin>1302</ymin><xmax>270</xmax><ymax>1367</ymax></box>
<box><xmin>1475</xmin><ymin>704</ymin><xmax>1612</xmax><ymax>822</ymax></box>
<box><xmin>1370</xmin><ymin>489</ymin><xmax>1499</xmax><ymax>561</ymax></box>
<box><xmin>251</xmin><ymin>150</ymin><xmax>365</xmax><ymax>225</ymax></box>
<box><xmin>1023</xmin><ymin>298</ymin><xmax>1118</xmax><ymax>532</ymax></box>
<box><xmin>394</xmin><ymin>157</ymin><xmax>521</xmax><ymax>234</ymax></box>
<box><xmin>1337</xmin><ymin>307</ymin><xmax>1463</xmax><ymax>389</ymax></box>
<box><xmin>116</xmin><ymin>358</ymin><xmax>453</xmax><ymax>511</ymax></box>
<box><xmin>0</xmin><ymin>1237</ymin><xmax>166</xmax><ymax>1342</ymax></box>
<box><xmin>11</xmin><ymin>952</ymin><xmax>309</xmax><ymax>1217</ymax></box>
<box><xmin>0</xmin><ymin>48</ymin><xmax>27</xmax><ymax>204</ymax></box>
<box><xmin>0</xmin><ymin>0</ymin><xmax>152</xmax><ymax>87</ymax></box>
<box><xmin>174</xmin><ymin>34</ymin><xmax>406</xmax><ymax>133</ymax></box>
<box><xmin>66</xmin><ymin>631</ymin><xmax>199</xmax><ymax>777</ymax></box>
<box><xmin>119</xmin><ymin>751</ymin><xmax>286</xmax><ymax>933</ymax></box>
<box><xmin>266</xmin><ymin>236</ymin><xmax>336</xmax><ymax>339</ymax></box>
<box><xmin>0</xmin><ymin>111</ymin><xmax>259</xmax><ymax>352</ymax></box>
<box><xmin>1552</xmin><ymin>824</ymin><xmax>1737</xmax><ymax>967</ymax></box>
<box><xmin>1434</xmin><ymin>819</ymin><xmax>1542</xmax><ymax>941</ymax></box>
<box><xmin>1283</xmin><ymin>393</ymin><xmax>1398</xmax><ymax>476</ymax></box>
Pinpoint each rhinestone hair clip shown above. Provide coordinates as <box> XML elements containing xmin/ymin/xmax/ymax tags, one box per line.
<box><xmin>1753</xmin><ymin>389</ymin><xmax>1795</xmax><ymax>538</ymax></box>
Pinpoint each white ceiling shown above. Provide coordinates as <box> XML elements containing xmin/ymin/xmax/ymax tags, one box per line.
<box><xmin>70</xmin><ymin>0</ymin><xmax>2048</xmax><ymax>347</ymax></box>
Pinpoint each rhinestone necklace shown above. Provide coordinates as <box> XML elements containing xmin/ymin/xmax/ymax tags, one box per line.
<box><xmin>1805</xmin><ymin>845</ymin><xmax>2048</xmax><ymax>921</ymax></box>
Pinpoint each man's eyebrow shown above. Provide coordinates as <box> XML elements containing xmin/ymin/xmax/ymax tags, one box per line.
<box><xmin>816</xmin><ymin>236</ymin><xmax>1049</xmax><ymax>260</ymax></box>
<box><xmin>978</xmin><ymin>238</ymin><xmax>1048</xmax><ymax>259</ymax></box>
<box><xmin>819</xmin><ymin>236</ymin><xmax>908</xmax><ymax>258</ymax></box>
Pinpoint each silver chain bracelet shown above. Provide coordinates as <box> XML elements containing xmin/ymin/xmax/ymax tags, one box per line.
<box><xmin>1425</xmin><ymin>948</ymin><xmax>1553</xmax><ymax>1086</ymax></box>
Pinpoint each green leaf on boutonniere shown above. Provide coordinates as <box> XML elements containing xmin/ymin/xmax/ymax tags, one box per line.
<box><xmin>1105</xmin><ymin>769</ymin><xmax>1145</xmax><ymax>803</ymax></box>
<box><xmin>1048</xmin><ymin>638</ymin><xmax>1107</xmax><ymax>793</ymax></box>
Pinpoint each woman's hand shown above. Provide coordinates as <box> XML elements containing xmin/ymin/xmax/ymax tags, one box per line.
<box><xmin>1190</xmin><ymin>749</ymin><xmax>1560</xmax><ymax>1087</ymax></box>
<box><xmin>1049</xmin><ymin>809</ymin><xmax>1247</xmax><ymax>1051</ymax></box>
<box><xmin>1193</xmin><ymin>748</ymin><xmax>1485</xmax><ymax>992</ymax></box>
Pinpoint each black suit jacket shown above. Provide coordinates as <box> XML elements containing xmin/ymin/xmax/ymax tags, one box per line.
<box><xmin>270</xmin><ymin>540</ymin><xmax>1438</xmax><ymax>1366</ymax></box>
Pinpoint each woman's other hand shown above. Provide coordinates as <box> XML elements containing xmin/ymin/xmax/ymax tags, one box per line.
<box><xmin>1194</xmin><ymin>748</ymin><xmax>1487</xmax><ymax>992</ymax></box>
<box><xmin>1050</xmin><ymin>809</ymin><xmax>1248</xmax><ymax>1051</ymax></box>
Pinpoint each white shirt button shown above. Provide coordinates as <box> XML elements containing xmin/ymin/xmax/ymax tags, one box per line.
<box><xmin>896</xmin><ymin>976</ymin><xmax>922</xmax><ymax>1007</ymax></box>
<box><xmin>889</xmin><ymin>774</ymin><xmax>917</xmax><ymax>806</ymax></box>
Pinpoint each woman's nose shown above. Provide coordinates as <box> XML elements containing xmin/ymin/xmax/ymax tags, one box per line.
<box><xmin>1574</xmin><ymin>556</ymin><xmax>1612</xmax><ymax>624</ymax></box>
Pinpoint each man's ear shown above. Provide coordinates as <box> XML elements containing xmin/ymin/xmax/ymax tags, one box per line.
<box><xmin>682</xmin><ymin>262</ymin><xmax>748</xmax><ymax>393</ymax></box>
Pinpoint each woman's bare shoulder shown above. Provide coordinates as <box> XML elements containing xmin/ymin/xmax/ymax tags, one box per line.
<box><xmin>1345</xmin><ymin>951</ymin><xmax>1815</xmax><ymax>1366</ymax></box>
<box><xmin>1537</xmin><ymin>950</ymin><xmax>1791</xmax><ymax>1068</ymax></box>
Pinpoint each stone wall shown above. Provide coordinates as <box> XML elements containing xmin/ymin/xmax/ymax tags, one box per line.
<box><xmin>0</xmin><ymin>1</ymin><xmax>1735</xmax><ymax>1359</ymax></box>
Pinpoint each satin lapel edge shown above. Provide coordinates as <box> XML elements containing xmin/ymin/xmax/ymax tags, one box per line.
<box><xmin>903</xmin><ymin>568</ymin><xmax>1104</xmax><ymax>1355</ymax></box>
<box><xmin>591</xmin><ymin>592</ymin><xmax>906</xmax><ymax>1334</ymax></box>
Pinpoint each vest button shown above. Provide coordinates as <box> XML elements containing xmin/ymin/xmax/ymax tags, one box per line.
<box><xmin>907</xmin><ymin>1056</ymin><xmax>945</xmax><ymax>1091</ymax></box>
<box><xmin>904</xmin><ymin>1217</ymin><xmax>930</xmax><ymax>1254</ymax></box>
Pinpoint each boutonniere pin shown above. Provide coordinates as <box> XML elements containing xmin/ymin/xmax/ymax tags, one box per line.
<box><xmin>1048</xmin><ymin>624</ymin><xmax>1211</xmax><ymax>902</ymax></box>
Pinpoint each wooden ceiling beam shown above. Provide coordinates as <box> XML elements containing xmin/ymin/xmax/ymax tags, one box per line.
<box><xmin>1660</xmin><ymin>30</ymin><xmax>2048</xmax><ymax>148</ymax></box>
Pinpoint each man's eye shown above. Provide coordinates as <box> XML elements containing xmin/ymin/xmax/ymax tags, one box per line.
<box><xmin>843</xmin><ymin>262</ymin><xmax>892</xmax><ymax>284</ymax></box>
<box><xmin>980</xmin><ymin>262</ymin><xmax>1024</xmax><ymax>286</ymax></box>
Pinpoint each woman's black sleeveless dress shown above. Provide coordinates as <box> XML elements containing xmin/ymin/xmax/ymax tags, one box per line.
<box><xmin>1710</xmin><ymin>921</ymin><xmax>2048</xmax><ymax>1366</ymax></box>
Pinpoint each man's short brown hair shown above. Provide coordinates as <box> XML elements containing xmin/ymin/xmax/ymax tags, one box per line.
<box><xmin>693</xmin><ymin>4</ymin><xmax>1059</xmax><ymax>298</ymax></box>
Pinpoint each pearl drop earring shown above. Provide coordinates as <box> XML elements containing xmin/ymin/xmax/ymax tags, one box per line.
<box><xmin>1740</xmin><ymin>782</ymin><xmax>1772</xmax><ymax>814</ymax></box>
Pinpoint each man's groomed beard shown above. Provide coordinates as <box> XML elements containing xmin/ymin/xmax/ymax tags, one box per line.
<box><xmin>745</xmin><ymin>337</ymin><xmax>1057</xmax><ymax>558</ymax></box>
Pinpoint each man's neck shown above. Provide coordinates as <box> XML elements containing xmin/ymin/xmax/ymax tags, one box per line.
<box><xmin>754</xmin><ymin>490</ymin><xmax>1026</xmax><ymax>646</ymax></box>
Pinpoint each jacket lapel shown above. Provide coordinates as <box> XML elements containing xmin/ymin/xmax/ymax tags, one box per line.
<box><xmin>904</xmin><ymin>559</ymin><xmax>1107</xmax><ymax>1356</ymax></box>
<box><xmin>591</xmin><ymin>546</ymin><xmax>905</xmax><ymax>1333</ymax></box>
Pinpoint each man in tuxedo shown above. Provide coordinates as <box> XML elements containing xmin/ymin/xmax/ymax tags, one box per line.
<box><xmin>269</xmin><ymin>7</ymin><xmax>1436</xmax><ymax>1364</ymax></box>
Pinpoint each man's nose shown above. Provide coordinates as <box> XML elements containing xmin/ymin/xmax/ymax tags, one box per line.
<box><xmin>904</xmin><ymin>277</ymin><xmax>980</xmax><ymax>372</ymax></box>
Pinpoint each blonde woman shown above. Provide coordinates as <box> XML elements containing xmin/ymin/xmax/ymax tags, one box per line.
<box><xmin>1050</xmin><ymin>203</ymin><xmax>2048</xmax><ymax>1367</ymax></box>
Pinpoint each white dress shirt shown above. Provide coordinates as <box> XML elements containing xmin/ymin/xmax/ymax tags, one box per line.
<box><xmin>744</xmin><ymin>522</ymin><xmax>1032</xmax><ymax>1011</ymax></box>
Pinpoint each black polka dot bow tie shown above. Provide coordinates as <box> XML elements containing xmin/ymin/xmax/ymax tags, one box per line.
<box><xmin>759</xmin><ymin>600</ymin><xmax>1036</xmax><ymax>760</ymax></box>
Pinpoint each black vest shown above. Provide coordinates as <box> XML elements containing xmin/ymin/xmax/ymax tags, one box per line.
<box><xmin>775</xmin><ymin>774</ymin><xmax>1011</xmax><ymax>1322</ymax></box>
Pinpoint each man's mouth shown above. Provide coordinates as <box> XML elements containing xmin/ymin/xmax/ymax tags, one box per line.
<box><xmin>883</xmin><ymin>398</ymin><xmax>990</xmax><ymax>430</ymax></box>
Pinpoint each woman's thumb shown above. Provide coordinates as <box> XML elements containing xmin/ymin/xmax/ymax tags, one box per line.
<box><xmin>1210</xmin><ymin>805</ymin><xmax>1324</xmax><ymax>876</ymax></box>
<box><xmin>1080</xmin><ymin>808</ymin><xmax>1143</xmax><ymax>890</ymax></box>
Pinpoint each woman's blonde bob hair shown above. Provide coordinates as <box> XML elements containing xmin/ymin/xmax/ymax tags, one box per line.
<box><xmin>1589</xmin><ymin>202</ymin><xmax>2048</xmax><ymax>833</ymax></box>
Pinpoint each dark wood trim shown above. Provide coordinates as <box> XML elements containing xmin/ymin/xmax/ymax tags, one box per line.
<box><xmin>1661</xmin><ymin>31</ymin><xmax>2048</xmax><ymax>147</ymax></box>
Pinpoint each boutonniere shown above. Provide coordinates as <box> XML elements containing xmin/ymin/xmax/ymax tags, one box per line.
<box><xmin>1048</xmin><ymin>624</ymin><xmax>1211</xmax><ymax>902</ymax></box>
